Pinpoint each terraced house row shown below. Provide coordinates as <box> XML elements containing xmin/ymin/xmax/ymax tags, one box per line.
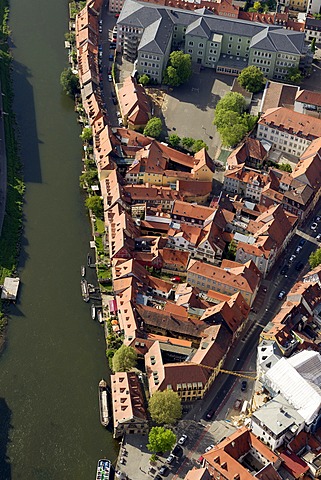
<box><xmin>115</xmin><ymin>0</ymin><xmax>313</xmax><ymax>82</ymax></box>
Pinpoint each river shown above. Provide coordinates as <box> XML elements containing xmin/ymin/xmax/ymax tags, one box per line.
<box><xmin>0</xmin><ymin>1</ymin><xmax>118</xmax><ymax>478</ymax></box>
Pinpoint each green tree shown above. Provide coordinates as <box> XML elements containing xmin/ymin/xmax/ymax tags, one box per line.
<box><xmin>147</xmin><ymin>427</ymin><xmax>176</xmax><ymax>454</ymax></box>
<box><xmin>214</xmin><ymin>110</ymin><xmax>244</xmax><ymax>130</ymax></box>
<box><xmin>181</xmin><ymin>137</ymin><xmax>195</xmax><ymax>149</ymax></box>
<box><xmin>163</xmin><ymin>51</ymin><xmax>192</xmax><ymax>87</ymax></box>
<box><xmin>85</xmin><ymin>196</ymin><xmax>103</xmax><ymax>217</ymax></box>
<box><xmin>149</xmin><ymin>390</ymin><xmax>182</xmax><ymax>424</ymax></box>
<box><xmin>253</xmin><ymin>1</ymin><xmax>261</xmax><ymax>10</ymax></box>
<box><xmin>313</xmin><ymin>13</ymin><xmax>321</xmax><ymax>19</ymax></box>
<box><xmin>112</xmin><ymin>344</ymin><xmax>137</xmax><ymax>372</ymax></box>
<box><xmin>139</xmin><ymin>74</ymin><xmax>150</xmax><ymax>86</ymax></box>
<box><xmin>278</xmin><ymin>163</ymin><xmax>292</xmax><ymax>173</ymax></box>
<box><xmin>79</xmin><ymin>170</ymin><xmax>98</xmax><ymax>188</ymax></box>
<box><xmin>243</xmin><ymin>113</ymin><xmax>259</xmax><ymax>131</ymax></box>
<box><xmin>64</xmin><ymin>31</ymin><xmax>76</xmax><ymax>46</ymax></box>
<box><xmin>238</xmin><ymin>66</ymin><xmax>265</xmax><ymax>93</ymax></box>
<box><xmin>287</xmin><ymin>67</ymin><xmax>303</xmax><ymax>84</ymax></box>
<box><xmin>227</xmin><ymin>240</ymin><xmax>237</xmax><ymax>260</ymax></box>
<box><xmin>220</xmin><ymin>122</ymin><xmax>248</xmax><ymax>147</ymax></box>
<box><xmin>80</xmin><ymin>127</ymin><xmax>93</xmax><ymax>142</ymax></box>
<box><xmin>311</xmin><ymin>38</ymin><xmax>316</xmax><ymax>53</ymax></box>
<box><xmin>168</xmin><ymin>134</ymin><xmax>181</xmax><ymax>148</ymax></box>
<box><xmin>309</xmin><ymin>248</ymin><xmax>321</xmax><ymax>269</ymax></box>
<box><xmin>143</xmin><ymin>117</ymin><xmax>162</xmax><ymax>138</ymax></box>
<box><xmin>191</xmin><ymin>139</ymin><xmax>208</xmax><ymax>153</ymax></box>
<box><xmin>60</xmin><ymin>68</ymin><xmax>80</xmax><ymax>97</ymax></box>
<box><xmin>215</xmin><ymin>92</ymin><xmax>246</xmax><ymax>116</ymax></box>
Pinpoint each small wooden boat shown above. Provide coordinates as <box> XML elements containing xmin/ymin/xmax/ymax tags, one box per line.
<box><xmin>87</xmin><ymin>253</ymin><xmax>92</xmax><ymax>267</ymax></box>
<box><xmin>81</xmin><ymin>265</ymin><xmax>86</xmax><ymax>277</ymax></box>
<box><xmin>98</xmin><ymin>379</ymin><xmax>109</xmax><ymax>427</ymax></box>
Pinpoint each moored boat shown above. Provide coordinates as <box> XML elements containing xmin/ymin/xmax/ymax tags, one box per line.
<box><xmin>81</xmin><ymin>265</ymin><xmax>86</xmax><ymax>277</ymax></box>
<box><xmin>91</xmin><ymin>303</ymin><xmax>96</xmax><ymax>320</ymax></box>
<box><xmin>97</xmin><ymin>309</ymin><xmax>103</xmax><ymax>324</ymax></box>
<box><xmin>87</xmin><ymin>253</ymin><xmax>92</xmax><ymax>267</ymax></box>
<box><xmin>95</xmin><ymin>459</ymin><xmax>112</xmax><ymax>480</ymax></box>
<box><xmin>98</xmin><ymin>379</ymin><xmax>109</xmax><ymax>427</ymax></box>
<box><xmin>81</xmin><ymin>279</ymin><xmax>90</xmax><ymax>302</ymax></box>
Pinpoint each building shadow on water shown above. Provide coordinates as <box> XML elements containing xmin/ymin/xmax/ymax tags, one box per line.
<box><xmin>0</xmin><ymin>397</ymin><xmax>12</xmax><ymax>480</ymax></box>
<box><xmin>11</xmin><ymin>57</ymin><xmax>42</xmax><ymax>185</ymax></box>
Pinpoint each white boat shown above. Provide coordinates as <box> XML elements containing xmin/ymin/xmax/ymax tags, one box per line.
<box><xmin>95</xmin><ymin>459</ymin><xmax>112</xmax><ymax>480</ymax></box>
<box><xmin>81</xmin><ymin>279</ymin><xmax>90</xmax><ymax>302</ymax></box>
<box><xmin>81</xmin><ymin>265</ymin><xmax>86</xmax><ymax>277</ymax></box>
<box><xmin>97</xmin><ymin>309</ymin><xmax>103</xmax><ymax>324</ymax></box>
<box><xmin>91</xmin><ymin>303</ymin><xmax>96</xmax><ymax>320</ymax></box>
<box><xmin>98</xmin><ymin>379</ymin><xmax>109</xmax><ymax>427</ymax></box>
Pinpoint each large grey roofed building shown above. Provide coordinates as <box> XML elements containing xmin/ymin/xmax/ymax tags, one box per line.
<box><xmin>116</xmin><ymin>0</ymin><xmax>312</xmax><ymax>82</ymax></box>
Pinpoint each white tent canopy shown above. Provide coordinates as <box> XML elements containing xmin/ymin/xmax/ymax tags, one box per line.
<box><xmin>264</xmin><ymin>350</ymin><xmax>321</xmax><ymax>425</ymax></box>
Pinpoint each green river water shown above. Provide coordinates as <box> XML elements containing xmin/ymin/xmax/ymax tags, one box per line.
<box><xmin>0</xmin><ymin>1</ymin><xmax>118</xmax><ymax>478</ymax></box>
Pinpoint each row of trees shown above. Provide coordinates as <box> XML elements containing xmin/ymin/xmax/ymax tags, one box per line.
<box><xmin>213</xmin><ymin>92</ymin><xmax>258</xmax><ymax>147</ymax></box>
<box><xmin>168</xmin><ymin>134</ymin><xmax>207</xmax><ymax>153</ymax></box>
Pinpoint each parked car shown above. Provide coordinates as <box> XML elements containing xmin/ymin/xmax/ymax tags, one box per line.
<box><xmin>118</xmin><ymin>118</ymin><xmax>123</xmax><ymax>126</ymax></box>
<box><xmin>295</xmin><ymin>245</ymin><xmax>302</xmax><ymax>254</ymax></box>
<box><xmin>115</xmin><ymin>13</ymin><xmax>120</xmax><ymax>17</ymax></box>
<box><xmin>109</xmin><ymin>43</ymin><xmax>116</xmax><ymax>49</ymax></box>
<box><xmin>280</xmin><ymin>265</ymin><xmax>289</xmax><ymax>275</ymax></box>
<box><xmin>99</xmin><ymin>19</ymin><xmax>103</xmax><ymax>25</ymax></box>
<box><xmin>166</xmin><ymin>453</ymin><xmax>175</xmax><ymax>464</ymax></box>
<box><xmin>178</xmin><ymin>434</ymin><xmax>188</xmax><ymax>445</ymax></box>
<box><xmin>206</xmin><ymin>408</ymin><xmax>215</xmax><ymax>419</ymax></box>
<box><xmin>170</xmin><ymin>276</ymin><xmax>181</xmax><ymax>282</ymax></box>
<box><xmin>111</xmin><ymin>91</ymin><xmax>116</xmax><ymax>97</ymax></box>
<box><xmin>311</xmin><ymin>222</ymin><xmax>318</xmax><ymax>231</ymax></box>
<box><xmin>197</xmin><ymin>456</ymin><xmax>204</xmax><ymax>464</ymax></box>
<box><xmin>155</xmin><ymin>476</ymin><xmax>162</xmax><ymax>480</ymax></box>
<box><xmin>99</xmin><ymin>25</ymin><xmax>103</xmax><ymax>33</ymax></box>
<box><xmin>295</xmin><ymin>261</ymin><xmax>304</xmax><ymax>271</ymax></box>
<box><xmin>289</xmin><ymin>254</ymin><xmax>296</xmax><ymax>263</ymax></box>
<box><xmin>241</xmin><ymin>380</ymin><xmax>247</xmax><ymax>391</ymax></box>
<box><xmin>112</xmin><ymin>98</ymin><xmax>117</xmax><ymax>105</ymax></box>
<box><xmin>98</xmin><ymin>44</ymin><xmax>103</xmax><ymax>51</ymax></box>
<box><xmin>317</xmin><ymin>233</ymin><xmax>321</xmax><ymax>241</ymax></box>
<box><xmin>299</xmin><ymin>239</ymin><xmax>306</xmax><ymax>247</ymax></box>
<box><xmin>205</xmin><ymin>444</ymin><xmax>214</xmax><ymax>453</ymax></box>
<box><xmin>278</xmin><ymin>290</ymin><xmax>286</xmax><ymax>300</ymax></box>
<box><xmin>109</xmin><ymin>54</ymin><xmax>114</xmax><ymax>61</ymax></box>
<box><xmin>316</xmin><ymin>216</ymin><xmax>321</xmax><ymax>222</ymax></box>
<box><xmin>108</xmin><ymin>74</ymin><xmax>113</xmax><ymax>82</ymax></box>
<box><xmin>171</xmin><ymin>444</ymin><xmax>183</xmax><ymax>457</ymax></box>
<box><xmin>159</xmin><ymin>465</ymin><xmax>169</xmax><ymax>476</ymax></box>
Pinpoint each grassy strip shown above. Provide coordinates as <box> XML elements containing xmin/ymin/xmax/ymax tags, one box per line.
<box><xmin>0</xmin><ymin>1</ymin><xmax>25</xmax><ymax>303</ymax></box>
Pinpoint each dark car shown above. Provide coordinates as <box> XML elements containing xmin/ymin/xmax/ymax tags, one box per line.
<box><xmin>159</xmin><ymin>465</ymin><xmax>169</xmax><ymax>476</ymax></box>
<box><xmin>241</xmin><ymin>380</ymin><xmax>247</xmax><ymax>392</ymax></box>
<box><xmin>155</xmin><ymin>476</ymin><xmax>162</xmax><ymax>480</ymax></box>
<box><xmin>278</xmin><ymin>290</ymin><xmax>286</xmax><ymax>300</ymax></box>
<box><xmin>109</xmin><ymin>54</ymin><xmax>114</xmax><ymax>61</ymax></box>
<box><xmin>295</xmin><ymin>261</ymin><xmax>304</xmax><ymax>271</ymax></box>
<box><xmin>299</xmin><ymin>238</ymin><xmax>306</xmax><ymax>247</ymax></box>
<box><xmin>109</xmin><ymin>43</ymin><xmax>116</xmax><ymax>49</ymax></box>
<box><xmin>171</xmin><ymin>444</ymin><xmax>183</xmax><ymax>457</ymax></box>
<box><xmin>111</xmin><ymin>91</ymin><xmax>116</xmax><ymax>97</ymax></box>
<box><xmin>112</xmin><ymin>98</ymin><xmax>117</xmax><ymax>105</ymax></box>
<box><xmin>280</xmin><ymin>265</ymin><xmax>289</xmax><ymax>275</ymax></box>
<box><xmin>206</xmin><ymin>408</ymin><xmax>215</xmax><ymax>419</ymax></box>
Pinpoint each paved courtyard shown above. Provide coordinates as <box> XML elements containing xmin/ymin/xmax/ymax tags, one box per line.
<box><xmin>161</xmin><ymin>69</ymin><xmax>234</xmax><ymax>158</ymax></box>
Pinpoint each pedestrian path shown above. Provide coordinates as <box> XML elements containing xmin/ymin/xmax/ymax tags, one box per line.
<box><xmin>296</xmin><ymin>229</ymin><xmax>320</xmax><ymax>245</ymax></box>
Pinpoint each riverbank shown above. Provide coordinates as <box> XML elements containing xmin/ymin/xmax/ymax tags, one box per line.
<box><xmin>0</xmin><ymin>0</ymin><xmax>25</xmax><ymax>350</ymax></box>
